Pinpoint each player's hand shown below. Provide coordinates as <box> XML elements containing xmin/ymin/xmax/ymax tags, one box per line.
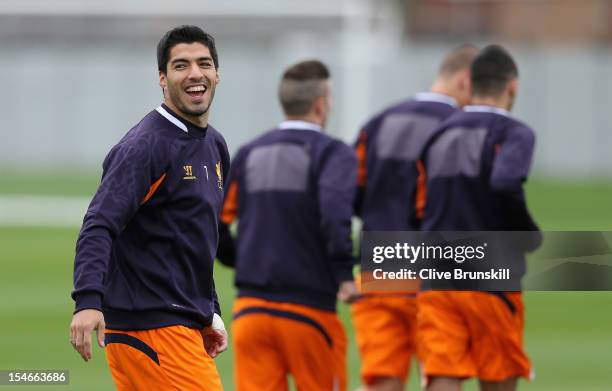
<box><xmin>70</xmin><ymin>309</ymin><xmax>105</xmax><ymax>362</ymax></box>
<box><xmin>202</xmin><ymin>328</ymin><xmax>228</xmax><ymax>358</ymax></box>
<box><xmin>337</xmin><ymin>280</ymin><xmax>360</xmax><ymax>303</ymax></box>
<box><xmin>201</xmin><ymin>314</ymin><xmax>228</xmax><ymax>358</ymax></box>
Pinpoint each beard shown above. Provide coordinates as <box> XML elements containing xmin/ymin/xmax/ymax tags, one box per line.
<box><xmin>167</xmin><ymin>83</ymin><xmax>216</xmax><ymax>119</ymax></box>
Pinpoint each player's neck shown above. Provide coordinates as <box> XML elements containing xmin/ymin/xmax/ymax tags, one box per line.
<box><xmin>471</xmin><ymin>95</ymin><xmax>510</xmax><ymax>111</ymax></box>
<box><xmin>285</xmin><ymin>114</ymin><xmax>324</xmax><ymax>128</ymax></box>
<box><xmin>164</xmin><ymin>99</ymin><xmax>209</xmax><ymax>128</ymax></box>
<box><xmin>429</xmin><ymin>83</ymin><xmax>453</xmax><ymax>99</ymax></box>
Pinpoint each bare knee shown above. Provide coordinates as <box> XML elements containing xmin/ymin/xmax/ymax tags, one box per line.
<box><xmin>363</xmin><ymin>377</ymin><xmax>403</xmax><ymax>391</ymax></box>
<box><xmin>479</xmin><ymin>377</ymin><xmax>518</xmax><ymax>391</ymax></box>
<box><xmin>427</xmin><ymin>376</ymin><xmax>461</xmax><ymax>391</ymax></box>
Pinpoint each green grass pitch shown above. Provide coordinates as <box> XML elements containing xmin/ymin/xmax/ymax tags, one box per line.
<box><xmin>0</xmin><ymin>174</ymin><xmax>611</xmax><ymax>390</ymax></box>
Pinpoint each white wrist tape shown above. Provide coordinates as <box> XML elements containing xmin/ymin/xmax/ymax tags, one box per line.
<box><xmin>212</xmin><ymin>313</ymin><xmax>225</xmax><ymax>331</ymax></box>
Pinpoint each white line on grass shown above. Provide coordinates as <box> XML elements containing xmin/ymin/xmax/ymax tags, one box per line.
<box><xmin>0</xmin><ymin>195</ymin><xmax>90</xmax><ymax>228</ymax></box>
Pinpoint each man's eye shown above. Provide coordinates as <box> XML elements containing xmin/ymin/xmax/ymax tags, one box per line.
<box><xmin>175</xmin><ymin>64</ymin><xmax>187</xmax><ymax>70</ymax></box>
<box><xmin>200</xmin><ymin>62</ymin><xmax>212</xmax><ymax>68</ymax></box>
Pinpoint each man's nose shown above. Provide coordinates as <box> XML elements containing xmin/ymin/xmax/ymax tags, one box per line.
<box><xmin>188</xmin><ymin>63</ymin><xmax>204</xmax><ymax>79</ymax></box>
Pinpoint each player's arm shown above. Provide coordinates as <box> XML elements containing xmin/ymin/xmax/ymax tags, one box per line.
<box><xmin>319</xmin><ymin>141</ymin><xmax>359</xmax><ymax>301</ymax></box>
<box><xmin>217</xmin><ymin>147</ymin><xmax>244</xmax><ymax>268</ymax></box>
<box><xmin>204</xmin><ymin>135</ymin><xmax>231</xmax><ymax>358</ymax></box>
<box><xmin>201</xmin><ymin>312</ymin><xmax>228</xmax><ymax>359</ymax></box>
<box><xmin>202</xmin><ymin>281</ymin><xmax>228</xmax><ymax>358</ymax></box>
<box><xmin>412</xmin><ymin>158</ymin><xmax>428</xmax><ymax>228</ymax></box>
<box><xmin>70</xmin><ymin>137</ymin><xmax>162</xmax><ymax>361</ymax></box>
<box><xmin>354</xmin><ymin>130</ymin><xmax>368</xmax><ymax>216</ymax></box>
<box><xmin>218</xmin><ymin>175</ymin><xmax>238</xmax><ymax>267</ymax></box>
<box><xmin>490</xmin><ymin>126</ymin><xmax>541</xmax><ymax>249</ymax></box>
<box><xmin>410</xmin><ymin>127</ymin><xmax>443</xmax><ymax>228</ymax></box>
<box><xmin>353</xmin><ymin>114</ymin><xmax>385</xmax><ymax>216</ymax></box>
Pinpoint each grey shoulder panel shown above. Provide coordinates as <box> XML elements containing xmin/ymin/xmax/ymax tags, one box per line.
<box><xmin>427</xmin><ymin>127</ymin><xmax>488</xmax><ymax>179</ymax></box>
<box><xmin>376</xmin><ymin>113</ymin><xmax>441</xmax><ymax>161</ymax></box>
<box><xmin>245</xmin><ymin>143</ymin><xmax>311</xmax><ymax>192</ymax></box>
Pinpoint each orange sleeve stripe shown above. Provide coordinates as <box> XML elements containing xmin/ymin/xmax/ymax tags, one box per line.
<box><xmin>221</xmin><ymin>180</ymin><xmax>238</xmax><ymax>224</ymax></box>
<box><xmin>356</xmin><ymin>131</ymin><xmax>368</xmax><ymax>187</ymax></box>
<box><xmin>415</xmin><ymin>160</ymin><xmax>427</xmax><ymax>220</ymax></box>
<box><xmin>141</xmin><ymin>173</ymin><xmax>167</xmax><ymax>205</ymax></box>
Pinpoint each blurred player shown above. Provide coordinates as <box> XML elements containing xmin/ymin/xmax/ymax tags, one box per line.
<box><xmin>217</xmin><ymin>60</ymin><xmax>358</xmax><ymax>391</ymax></box>
<box><xmin>70</xmin><ymin>25</ymin><xmax>228</xmax><ymax>390</ymax></box>
<box><xmin>352</xmin><ymin>45</ymin><xmax>478</xmax><ymax>391</ymax></box>
<box><xmin>417</xmin><ymin>45</ymin><xmax>540</xmax><ymax>391</ymax></box>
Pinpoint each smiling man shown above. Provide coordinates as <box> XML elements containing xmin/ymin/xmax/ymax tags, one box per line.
<box><xmin>69</xmin><ymin>26</ymin><xmax>229</xmax><ymax>390</ymax></box>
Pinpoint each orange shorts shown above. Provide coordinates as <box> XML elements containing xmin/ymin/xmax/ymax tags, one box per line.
<box><xmin>416</xmin><ymin>291</ymin><xmax>532</xmax><ymax>383</ymax></box>
<box><xmin>351</xmin><ymin>293</ymin><xmax>417</xmax><ymax>385</ymax></box>
<box><xmin>232</xmin><ymin>297</ymin><xmax>347</xmax><ymax>391</ymax></box>
<box><xmin>105</xmin><ymin>325</ymin><xmax>223</xmax><ymax>391</ymax></box>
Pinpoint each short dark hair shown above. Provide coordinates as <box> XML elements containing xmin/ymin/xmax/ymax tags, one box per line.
<box><xmin>157</xmin><ymin>25</ymin><xmax>219</xmax><ymax>73</ymax></box>
<box><xmin>279</xmin><ymin>60</ymin><xmax>330</xmax><ymax>116</ymax></box>
<box><xmin>438</xmin><ymin>44</ymin><xmax>479</xmax><ymax>77</ymax></box>
<box><xmin>471</xmin><ymin>45</ymin><xmax>518</xmax><ymax>97</ymax></box>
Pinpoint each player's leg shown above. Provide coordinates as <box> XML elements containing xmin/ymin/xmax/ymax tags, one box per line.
<box><xmin>351</xmin><ymin>295</ymin><xmax>416</xmax><ymax>391</ymax></box>
<box><xmin>460</xmin><ymin>292</ymin><xmax>531</xmax><ymax>389</ymax></box>
<box><xmin>105</xmin><ymin>326</ymin><xmax>223</xmax><ymax>391</ymax></box>
<box><xmin>479</xmin><ymin>377</ymin><xmax>518</xmax><ymax>391</ymax></box>
<box><xmin>427</xmin><ymin>376</ymin><xmax>461</xmax><ymax>391</ymax></box>
<box><xmin>272</xmin><ymin>303</ymin><xmax>347</xmax><ymax>391</ymax></box>
<box><xmin>354</xmin><ymin>377</ymin><xmax>403</xmax><ymax>391</ymax></box>
<box><xmin>232</xmin><ymin>298</ymin><xmax>289</xmax><ymax>391</ymax></box>
<box><xmin>105</xmin><ymin>331</ymin><xmax>159</xmax><ymax>391</ymax></box>
<box><xmin>417</xmin><ymin>291</ymin><xmax>476</xmax><ymax>390</ymax></box>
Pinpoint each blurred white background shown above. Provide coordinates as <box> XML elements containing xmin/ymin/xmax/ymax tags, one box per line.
<box><xmin>1</xmin><ymin>0</ymin><xmax>611</xmax><ymax>178</ymax></box>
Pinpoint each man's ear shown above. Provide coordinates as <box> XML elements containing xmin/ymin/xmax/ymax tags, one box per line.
<box><xmin>159</xmin><ymin>71</ymin><xmax>167</xmax><ymax>89</ymax></box>
<box><xmin>313</xmin><ymin>96</ymin><xmax>325</xmax><ymax>116</ymax></box>
<box><xmin>159</xmin><ymin>71</ymin><xmax>168</xmax><ymax>97</ymax></box>
<box><xmin>464</xmin><ymin>71</ymin><xmax>473</xmax><ymax>96</ymax></box>
<box><xmin>508</xmin><ymin>77</ymin><xmax>518</xmax><ymax>99</ymax></box>
<box><xmin>458</xmin><ymin>69</ymin><xmax>470</xmax><ymax>91</ymax></box>
<box><xmin>215</xmin><ymin>70</ymin><xmax>220</xmax><ymax>85</ymax></box>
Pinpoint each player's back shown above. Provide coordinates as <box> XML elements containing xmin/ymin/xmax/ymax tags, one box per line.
<box><xmin>421</xmin><ymin>106</ymin><xmax>537</xmax><ymax>232</ymax></box>
<box><xmin>417</xmin><ymin>107</ymin><xmax>537</xmax><ymax>380</ymax></box>
<box><xmin>224</xmin><ymin>123</ymin><xmax>356</xmax><ymax>312</ymax></box>
<box><xmin>356</xmin><ymin>93</ymin><xmax>458</xmax><ymax>231</ymax></box>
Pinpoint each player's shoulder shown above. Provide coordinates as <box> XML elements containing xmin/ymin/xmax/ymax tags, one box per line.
<box><xmin>113</xmin><ymin>111</ymin><xmax>161</xmax><ymax>149</ymax></box>
<box><xmin>206</xmin><ymin>124</ymin><xmax>225</xmax><ymax>142</ymax></box>
<box><xmin>503</xmin><ymin>118</ymin><xmax>535</xmax><ymax>147</ymax></box>
<box><xmin>206</xmin><ymin>124</ymin><xmax>230</xmax><ymax>150</ymax></box>
<box><xmin>239</xmin><ymin>127</ymin><xmax>281</xmax><ymax>151</ymax></box>
<box><xmin>503</xmin><ymin>116</ymin><xmax>533</xmax><ymax>133</ymax></box>
<box><xmin>118</xmin><ymin>108</ymin><xmax>177</xmax><ymax>146</ymax></box>
<box><xmin>362</xmin><ymin>98</ymin><xmax>415</xmax><ymax>130</ymax></box>
<box><xmin>445</xmin><ymin>108</ymin><xmax>502</xmax><ymax>129</ymax></box>
<box><xmin>230</xmin><ymin>128</ymin><xmax>281</xmax><ymax>165</ymax></box>
<box><xmin>385</xmin><ymin>96</ymin><xmax>460</xmax><ymax>118</ymax></box>
<box><xmin>431</xmin><ymin>108</ymin><xmax>468</xmax><ymax>131</ymax></box>
<box><xmin>110</xmin><ymin>108</ymin><xmax>198</xmax><ymax>164</ymax></box>
<box><xmin>141</xmin><ymin>108</ymin><xmax>176</xmax><ymax>133</ymax></box>
<box><xmin>380</xmin><ymin>98</ymin><xmax>418</xmax><ymax>115</ymax></box>
<box><xmin>363</xmin><ymin>97</ymin><xmax>457</xmax><ymax>133</ymax></box>
<box><xmin>318</xmin><ymin>134</ymin><xmax>355</xmax><ymax>163</ymax></box>
<box><xmin>479</xmin><ymin>113</ymin><xmax>535</xmax><ymax>143</ymax></box>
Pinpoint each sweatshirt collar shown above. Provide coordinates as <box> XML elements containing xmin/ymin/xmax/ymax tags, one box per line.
<box><xmin>278</xmin><ymin>120</ymin><xmax>322</xmax><ymax>132</ymax></box>
<box><xmin>414</xmin><ymin>92</ymin><xmax>458</xmax><ymax>108</ymax></box>
<box><xmin>464</xmin><ymin>105</ymin><xmax>511</xmax><ymax>117</ymax></box>
<box><xmin>156</xmin><ymin>104</ymin><xmax>208</xmax><ymax>138</ymax></box>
